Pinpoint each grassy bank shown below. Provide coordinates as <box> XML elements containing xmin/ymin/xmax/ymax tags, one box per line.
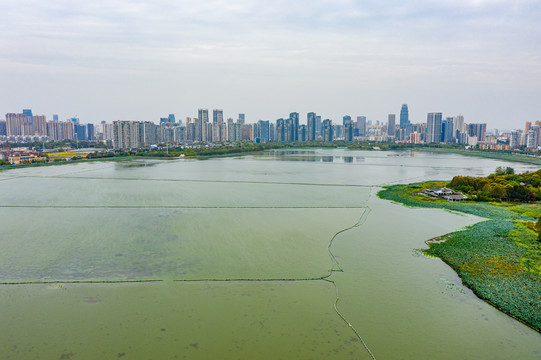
<box><xmin>419</xmin><ymin>148</ymin><xmax>541</xmax><ymax>166</ymax></box>
<box><xmin>378</xmin><ymin>183</ymin><xmax>541</xmax><ymax>332</ymax></box>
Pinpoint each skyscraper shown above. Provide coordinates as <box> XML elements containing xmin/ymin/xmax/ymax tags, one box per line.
<box><xmin>467</xmin><ymin>123</ymin><xmax>487</xmax><ymax>142</ymax></box>
<box><xmin>344</xmin><ymin>121</ymin><xmax>354</xmax><ymax>142</ymax></box>
<box><xmin>356</xmin><ymin>116</ymin><xmax>366</xmax><ymax>136</ymax></box>
<box><xmin>322</xmin><ymin>119</ymin><xmax>333</xmax><ymax>142</ymax></box>
<box><xmin>290</xmin><ymin>112</ymin><xmax>299</xmax><ymax>141</ymax></box>
<box><xmin>212</xmin><ymin>109</ymin><xmax>223</xmax><ymax>123</ymax></box>
<box><xmin>307</xmin><ymin>112</ymin><xmax>317</xmax><ymax>141</ymax></box>
<box><xmin>196</xmin><ymin>109</ymin><xmax>209</xmax><ymax>142</ymax></box>
<box><xmin>453</xmin><ymin>115</ymin><xmax>465</xmax><ymax>137</ymax></box>
<box><xmin>441</xmin><ymin>118</ymin><xmax>454</xmax><ymax>143</ymax></box>
<box><xmin>258</xmin><ymin>120</ymin><xmax>270</xmax><ymax>143</ymax></box>
<box><xmin>198</xmin><ymin>109</ymin><xmax>209</xmax><ymax>123</ymax></box>
<box><xmin>315</xmin><ymin>116</ymin><xmax>322</xmax><ymax>137</ymax></box>
<box><xmin>342</xmin><ymin>115</ymin><xmax>351</xmax><ymax>126</ymax></box>
<box><xmin>387</xmin><ymin>114</ymin><xmax>396</xmax><ymax>136</ymax></box>
<box><xmin>399</xmin><ymin>104</ymin><xmax>409</xmax><ymax>129</ymax></box>
<box><xmin>426</xmin><ymin>113</ymin><xmax>442</xmax><ymax>144</ymax></box>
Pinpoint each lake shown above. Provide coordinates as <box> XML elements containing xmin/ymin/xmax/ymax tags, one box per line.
<box><xmin>1</xmin><ymin>149</ymin><xmax>540</xmax><ymax>359</ymax></box>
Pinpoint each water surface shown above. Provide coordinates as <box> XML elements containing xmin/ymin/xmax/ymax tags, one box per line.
<box><xmin>1</xmin><ymin>149</ymin><xmax>540</xmax><ymax>359</ymax></box>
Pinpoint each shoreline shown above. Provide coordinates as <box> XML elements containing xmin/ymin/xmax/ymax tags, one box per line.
<box><xmin>379</xmin><ymin>184</ymin><xmax>541</xmax><ymax>333</ymax></box>
<box><xmin>2</xmin><ymin>145</ymin><xmax>541</xmax><ymax>173</ymax></box>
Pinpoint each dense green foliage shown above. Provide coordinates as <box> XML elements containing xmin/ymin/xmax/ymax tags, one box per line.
<box><xmin>86</xmin><ymin>142</ymin><xmax>292</xmax><ymax>159</ymax></box>
<box><xmin>378</xmin><ymin>184</ymin><xmax>541</xmax><ymax>332</ymax></box>
<box><xmin>450</xmin><ymin>169</ymin><xmax>541</xmax><ymax>202</ymax></box>
<box><xmin>378</xmin><ymin>183</ymin><xmax>530</xmax><ymax>220</ymax></box>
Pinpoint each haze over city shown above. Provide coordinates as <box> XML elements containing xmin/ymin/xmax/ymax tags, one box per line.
<box><xmin>1</xmin><ymin>0</ymin><xmax>540</xmax><ymax>129</ymax></box>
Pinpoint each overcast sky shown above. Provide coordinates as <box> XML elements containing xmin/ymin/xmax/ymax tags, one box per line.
<box><xmin>1</xmin><ymin>0</ymin><xmax>540</xmax><ymax>129</ymax></box>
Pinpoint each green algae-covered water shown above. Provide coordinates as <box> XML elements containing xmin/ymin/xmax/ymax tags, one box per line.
<box><xmin>1</xmin><ymin>149</ymin><xmax>541</xmax><ymax>359</ymax></box>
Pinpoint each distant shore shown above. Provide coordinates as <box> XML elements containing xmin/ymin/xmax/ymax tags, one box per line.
<box><xmin>2</xmin><ymin>143</ymin><xmax>541</xmax><ymax>173</ymax></box>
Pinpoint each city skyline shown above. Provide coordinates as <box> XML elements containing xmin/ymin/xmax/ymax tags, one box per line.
<box><xmin>0</xmin><ymin>105</ymin><xmax>524</xmax><ymax>132</ymax></box>
<box><xmin>1</xmin><ymin>1</ymin><xmax>540</xmax><ymax>129</ymax></box>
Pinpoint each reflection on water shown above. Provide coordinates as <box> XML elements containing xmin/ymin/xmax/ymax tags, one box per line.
<box><xmin>115</xmin><ymin>160</ymin><xmax>160</xmax><ymax>169</ymax></box>
<box><xmin>255</xmin><ymin>150</ymin><xmax>366</xmax><ymax>164</ymax></box>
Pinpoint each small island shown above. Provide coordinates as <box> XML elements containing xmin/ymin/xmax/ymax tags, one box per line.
<box><xmin>378</xmin><ymin>167</ymin><xmax>541</xmax><ymax>333</ymax></box>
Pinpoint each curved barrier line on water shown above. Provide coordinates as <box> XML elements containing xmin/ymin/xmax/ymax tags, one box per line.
<box><xmin>0</xmin><ymin>205</ymin><xmax>367</xmax><ymax>209</ymax></box>
<box><xmin>0</xmin><ymin>197</ymin><xmax>377</xmax><ymax>358</ymax></box>
<box><xmin>16</xmin><ymin>175</ymin><xmax>375</xmax><ymax>187</ymax></box>
<box><xmin>172</xmin><ymin>202</ymin><xmax>377</xmax><ymax>359</ymax></box>
<box><xmin>0</xmin><ymin>279</ymin><xmax>163</xmax><ymax>285</ymax></box>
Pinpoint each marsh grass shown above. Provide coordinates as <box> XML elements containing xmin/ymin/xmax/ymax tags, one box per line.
<box><xmin>378</xmin><ymin>184</ymin><xmax>541</xmax><ymax>332</ymax></box>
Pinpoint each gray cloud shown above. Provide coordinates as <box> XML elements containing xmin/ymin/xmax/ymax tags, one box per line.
<box><xmin>1</xmin><ymin>0</ymin><xmax>540</xmax><ymax>128</ymax></box>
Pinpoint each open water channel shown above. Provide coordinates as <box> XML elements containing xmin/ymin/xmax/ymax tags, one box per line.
<box><xmin>1</xmin><ymin>149</ymin><xmax>540</xmax><ymax>359</ymax></box>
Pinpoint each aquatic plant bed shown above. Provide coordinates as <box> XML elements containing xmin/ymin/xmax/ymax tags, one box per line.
<box><xmin>379</xmin><ymin>183</ymin><xmax>541</xmax><ymax>332</ymax></box>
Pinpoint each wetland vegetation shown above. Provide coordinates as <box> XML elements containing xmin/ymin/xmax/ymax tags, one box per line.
<box><xmin>378</xmin><ymin>173</ymin><xmax>541</xmax><ymax>332</ymax></box>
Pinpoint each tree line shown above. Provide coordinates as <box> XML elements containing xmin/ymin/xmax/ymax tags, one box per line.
<box><xmin>450</xmin><ymin>167</ymin><xmax>541</xmax><ymax>202</ymax></box>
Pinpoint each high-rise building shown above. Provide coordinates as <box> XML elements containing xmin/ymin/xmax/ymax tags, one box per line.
<box><xmin>52</xmin><ymin>114</ymin><xmax>59</xmax><ymax>122</ymax></box>
<box><xmin>299</xmin><ymin>125</ymin><xmax>307</xmax><ymax>142</ymax></box>
<box><xmin>32</xmin><ymin>115</ymin><xmax>47</xmax><ymax>136</ymax></box>
<box><xmin>510</xmin><ymin>130</ymin><xmax>521</xmax><ymax>149</ymax></box>
<box><xmin>526</xmin><ymin>129</ymin><xmax>538</xmax><ymax>149</ymax></box>
<box><xmin>6</xmin><ymin>113</ymin><xmax>27</xmax><ymax>136</ymax></box>
<box><xmin>87</xmin><ymin>123</ymin><xmax>95</xmax><ymax>140</ymax></box>
<box><xmin>467</xmin><ymin>123</ymin><xmax>487</xmax><ymax>142</ymax></box>
<box><xmin>322</xmin><ymin>119</ymin><xmax>333</xmax><ymax>142</ymax></box>
<box><xmin>426</xmin><ymin>113</ymin><xmax>442</xmax><ymax>144</ymax></box>
<box><xmin>387</xmin><ymin>114</ymin><xmax>396</xmax><ymax>136</ymax></box>
<box><xmin>342</xmin><ymin>115</ymin><xmax>351</xmax><ymax>126</ymax></box>
<box><xmin>307</xmin><ymin>112</ymin><xmax>317</xmax><ymax>141</ymax></box>
<box><xmin>356</xmin><ymin>116</ymin><xmax>366</xmax><ymax>136</ymax></box>
<box><xmin>198</xmin><ymin>109</ymin><xmax>209</xmax><ymax>123</ymax></box>
<box><xmin>75</xmin><ymin>124</ymin><xmax>87</xmax><ymax>140</ymax></box>
<box><xmin>23</xmin><ymin>109</ymin><xmax>33</xmax><ymax>120</ymax></box>
<box><xmin>241</xmin><ymin>124</ymin><xmax>252</xmax><ymax>141</ymax></box>
<box><xmin>213</xmin><ymin>109</ymin><xmax>223</xmax><ymax>124</ymax></box>
<box><xmin>238</xmin><ymin>113</ymin><xmax>245</xmax><ymax>124</ymax></box>
<box><xmin>102</xmin><ymin>122</ymin><xmax>114</xmax><ymax>141</ymax></box>
<box><xmin>113</xmin><ymin>121</ymin><xmax>142</xmax><ymax>150</ymax></box>
<box><xmin>276</xmin><ymin>118</ymin><xmax>284</xmax><ymax>142</ymax></box>
<box><xmin>186</xmin><ymin>122</ymin><xmax>195</xmax><ymax>141</ymax></box>
<box><xmin>344</xmin><ymin>121</ymin><xmax>354</xmax><ymax>142</ymax></box>
<box><xmin>258</xmin><ymin>120</ymin><xmax>270</xmax><ymax>143</ymax></box>
<box><xmin>290</xmin><ymin>112</ymin><xmax>299</xmax><ymax>141</ymax></box>
<box><xmin>400</xmin><ymin>104</ymin><xmax>409</xmax><ymax>129</ymax></box>
<box><xmin>453</xmin><ymin>115</ymin><xmax>465</xmax><ymax>136</ymax></box>
<box><xmin>441</xmin><ymin>118</ymin><xmax>454</xmax><ymax>143</ymax></box>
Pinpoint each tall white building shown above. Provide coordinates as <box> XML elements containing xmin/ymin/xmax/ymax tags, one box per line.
<box><xmin>453</xmin><ymin>115</ymin><xmax>465</xmax><ymax>135</ymax></box>
<box><xmin>509</xmin><ymin>130</ymin><xmax>521</xmax><ymax>149</ymax></box>
<box><xmin>426</xmin><ymin>113</ymin><xmax>442</xmax><ymax>144</ymax></box>
<box><xmin>526</xmin><ymin>129</ymin><xmax>538</xmax><ymax>149</ymax></box>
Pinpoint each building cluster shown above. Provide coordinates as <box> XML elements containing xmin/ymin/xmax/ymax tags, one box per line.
<box><xmin>109</xmin><ymin>105</ymin><xmax>490</xmax><ymax>150</ymax></box>
<box><xmin>1</xmin><ymin>110</ymin><xmax>95</xmax><ymax>143</ymax></box>
<box><xmin>2</xmin><ymin>105</ymin><xmax>538</xmax><ymax>152</ymax></box>
<box><xmin>421</xmin><ymin>188</ymin><xmax>467</xmax><ymax>202</ymax></box>
<box><xmin>0</xmin><ymin>149</ymin><xmax>46</xmax><ymax>164</ymax></box>
<box><xmin>504</xmin><ymin>121</ymin><xmax>541</xmax><ymax>151</ymax></box>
